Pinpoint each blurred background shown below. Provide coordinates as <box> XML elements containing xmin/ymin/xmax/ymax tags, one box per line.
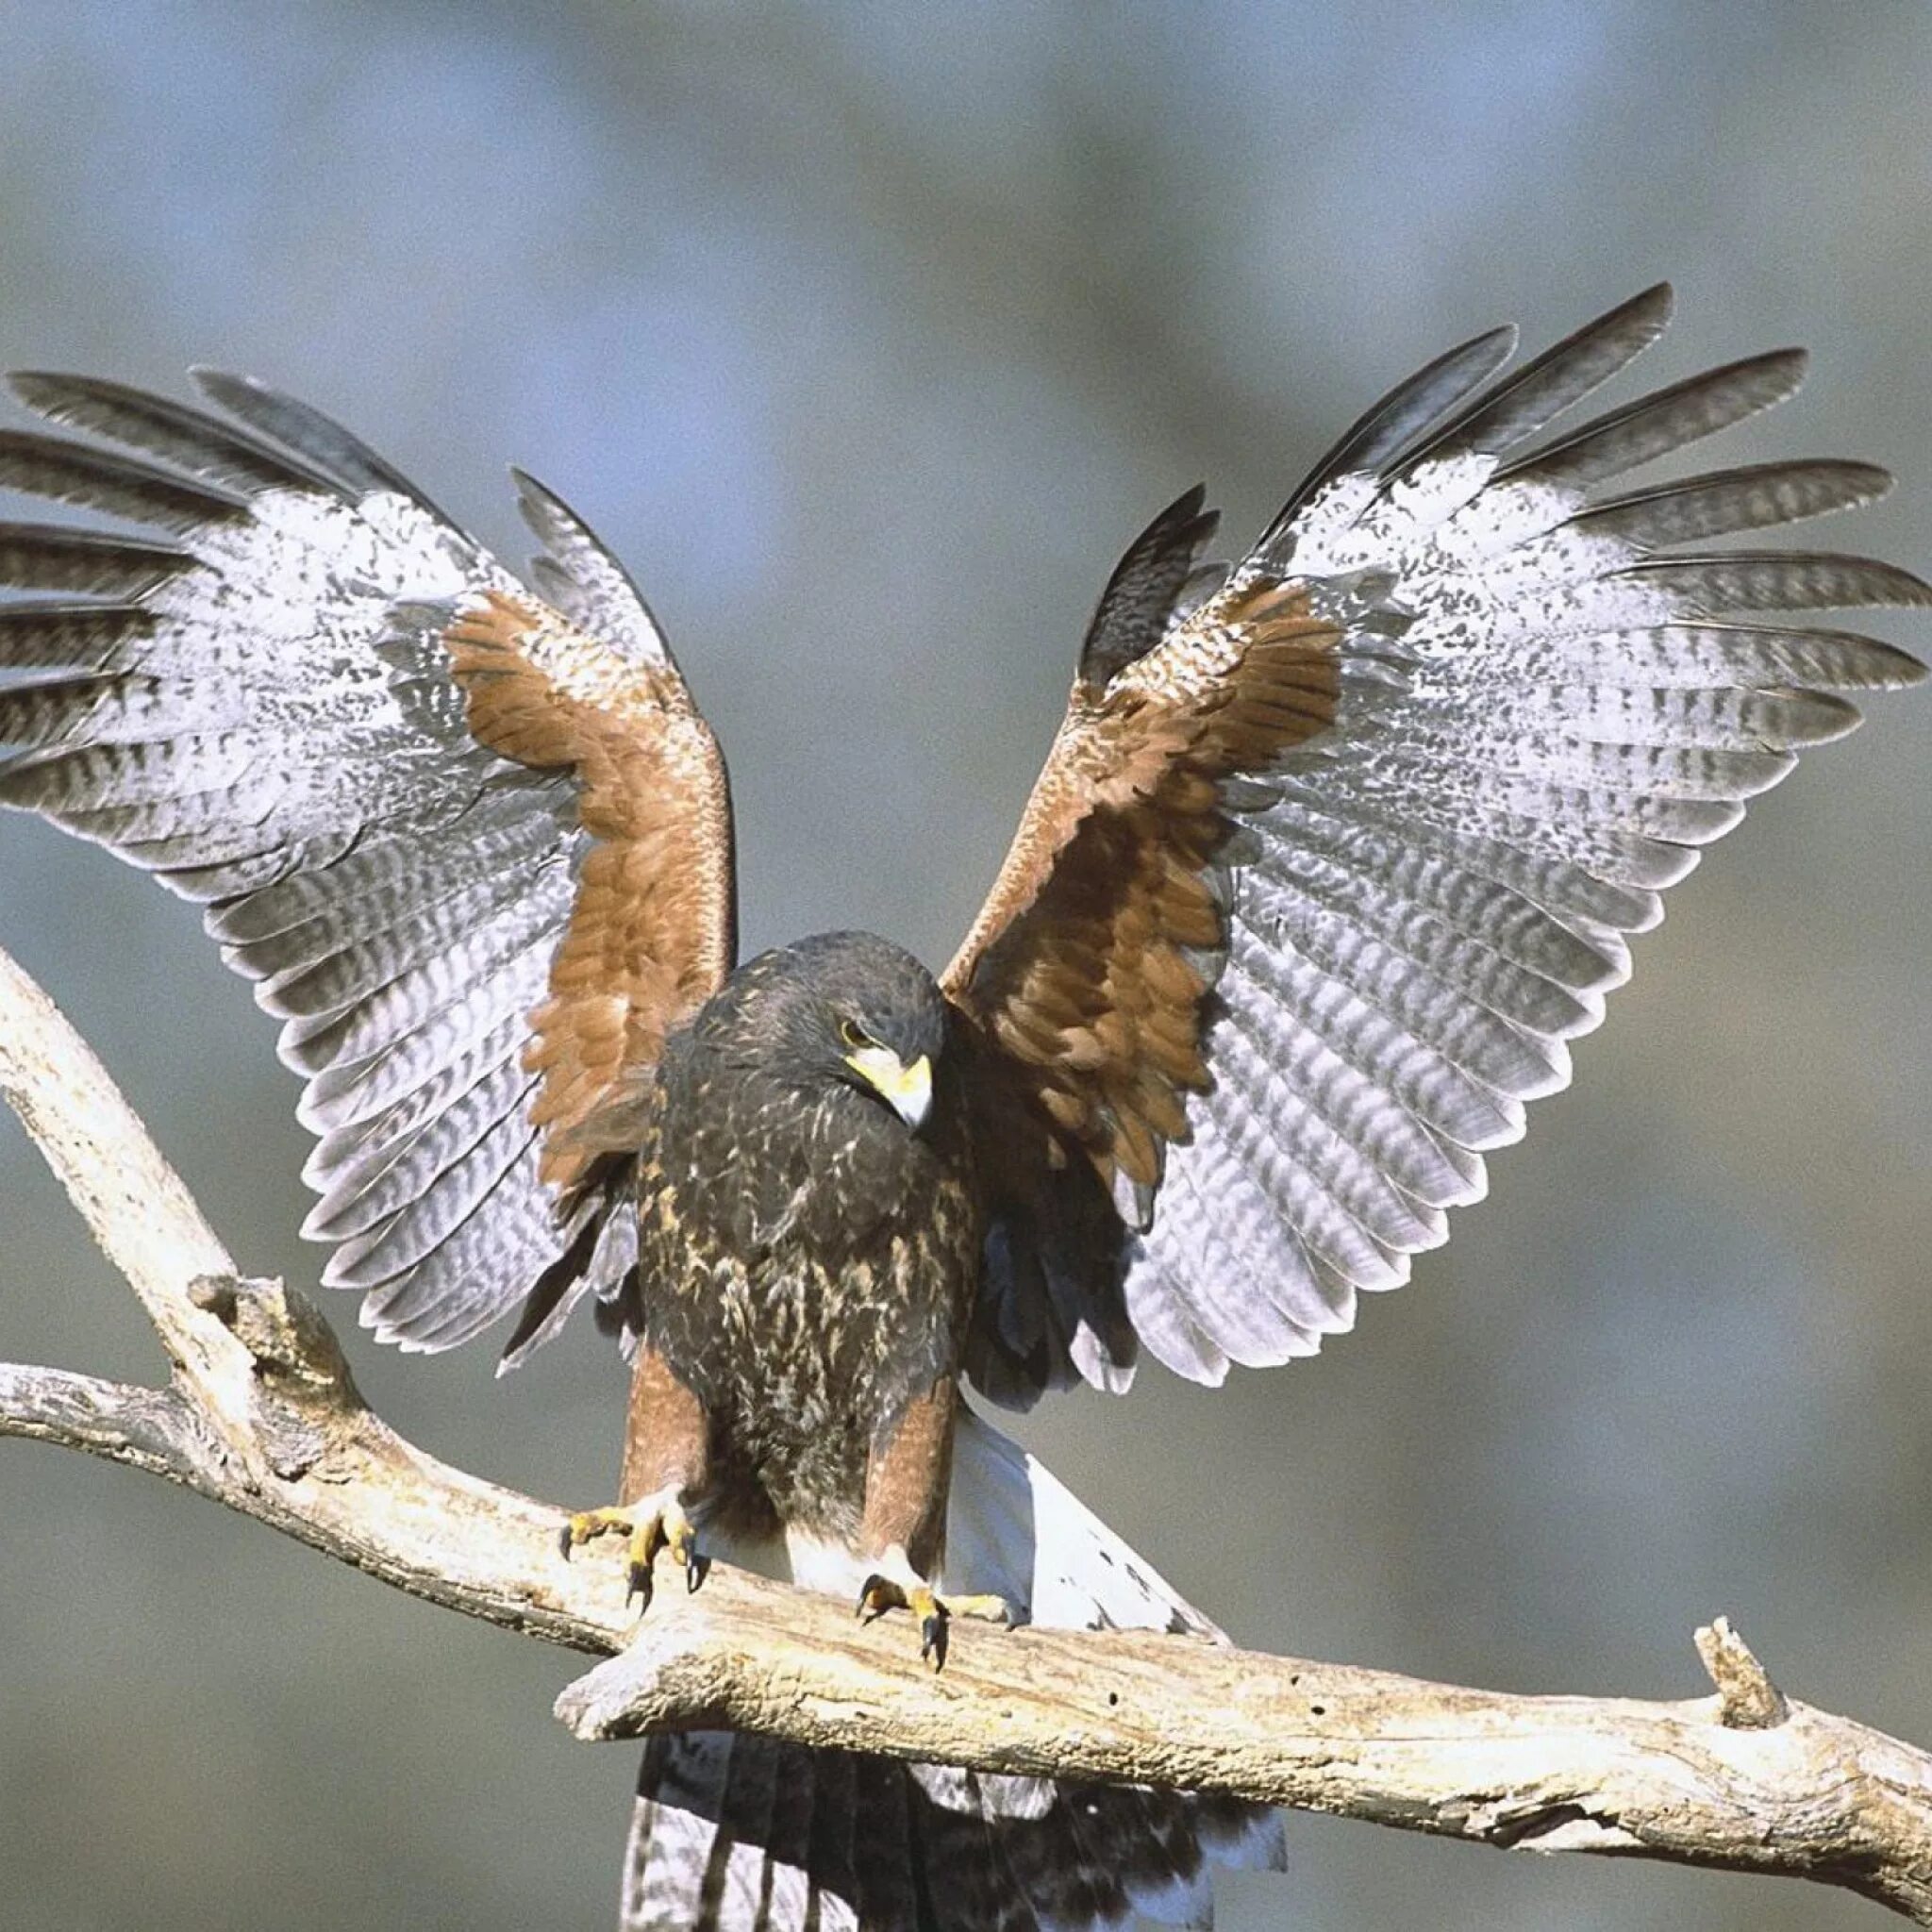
<box><xmin>1</xmin><ymin>4</ymin><xmax>1928</xmax><ymax>1927</ymax></box>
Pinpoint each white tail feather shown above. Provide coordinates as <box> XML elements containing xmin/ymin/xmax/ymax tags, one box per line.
<box><xmin>620</xmin><ymin>1413</ymin><xmax>1284</xmax><ymax>1929</ymax></box>
<box><xmin>941</xmin><ymin>1407</ymin><xmax>1223</xmax><ymax>1638</ymax></box>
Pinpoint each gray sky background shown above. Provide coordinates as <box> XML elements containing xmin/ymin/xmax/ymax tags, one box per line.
<box><xmin>2</xmin><ymin>5</ymin><xmax>1929</xmax><ymax>1928</ymax></box>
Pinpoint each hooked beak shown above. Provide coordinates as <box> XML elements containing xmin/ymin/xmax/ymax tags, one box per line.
<box><xmin>844</xmin><ymin>1044</ymin><xmax>934</xmax><ymax>1131</ymax></box>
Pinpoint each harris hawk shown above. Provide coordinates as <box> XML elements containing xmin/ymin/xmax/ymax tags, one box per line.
<box><xmin>0</xmin><ymin>284</ymin><xmax>1924</xmax><ymax>1930</ymax></box>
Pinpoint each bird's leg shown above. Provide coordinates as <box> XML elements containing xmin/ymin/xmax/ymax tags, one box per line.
<box><xmin>558</xmin><ymin>1341</ymin><xmax>710</xmax><ymax>1613</ymax></box>
<box><xmin>853</xmin><ymin>1376</ymin><xmax>1009</xmax><ymax>1667</ymax></box>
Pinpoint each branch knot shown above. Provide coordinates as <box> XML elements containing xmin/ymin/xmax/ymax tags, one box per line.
<box><xmin>1695</xmin><ymin>1616</ymin><xmax>1790</xmax><ymax>1730</ymax></box>
<box><xmin>188</xmin><ymin>1274</ymin><xmax>363</xmax><ymax>1481</ymax></box>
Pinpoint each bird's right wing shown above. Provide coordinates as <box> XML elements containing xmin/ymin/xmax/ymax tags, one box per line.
<box><xmin>0</xmin><ymin>372</ymin><xmax>735</xmax><ymax>1358</ymax></box>
<box><xmin>947</xmin><ymin>284</ymin><xmax>1926</xmax><ymax>1403</ymax></box>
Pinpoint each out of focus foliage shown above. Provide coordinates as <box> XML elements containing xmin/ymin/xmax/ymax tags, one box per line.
<box><xmin>2</xmin><ymin>5</ymin><xmax>1927</xmax><ymax>1927</ymax></box>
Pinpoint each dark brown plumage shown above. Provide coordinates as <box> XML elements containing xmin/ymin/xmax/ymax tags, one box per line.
<box><xmin>1</xmin><ymin>285</ymin><xmax>1924</xmax><ymax>1930</ymax></box>
<box><xmin>624</xmin><ymin>934</ymin><xmax>975</xmax><ymax>1548</ymax></box>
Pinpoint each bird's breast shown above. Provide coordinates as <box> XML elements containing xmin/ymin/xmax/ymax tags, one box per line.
<box><xmin>635</xmin><ymin>1077</ymin><xmax>982</xmax><ymax>1529</ymax></box>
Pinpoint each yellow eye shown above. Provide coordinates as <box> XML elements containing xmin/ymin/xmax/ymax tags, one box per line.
<box><xmin>839</xmin><ymin>1016</ymin><xmax>870</xmax><ymax>1050</ymax></box>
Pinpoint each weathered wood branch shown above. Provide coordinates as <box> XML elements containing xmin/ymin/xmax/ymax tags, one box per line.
<box><xmin>558</xmin><ymin>1607</ymin><xmax>1932</xmax><ymax>1918</ymax></box>
<box><xmin>6</xmin><ymin>938</ymin><xmax>1932</xmax><ymax>1920</ymax></box>
<box><xmin>0</xmin><ymin>1360</ymin><xmax>225</xmax><ymax>1489</ymax></box>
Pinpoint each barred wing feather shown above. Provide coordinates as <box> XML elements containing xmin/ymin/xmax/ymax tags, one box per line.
<box><xmin>953</xmin><ymin>284</ymin><xmax>1925</xmax><ymax>1393</ymax></box>
<box><xmin>0</xmin><ymin>372</ymin><xmax>736</xmax><ymax>1356</ymax></box>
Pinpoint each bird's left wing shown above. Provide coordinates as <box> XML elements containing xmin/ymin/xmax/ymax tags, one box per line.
<box><xmin>0</xmin><ymin>373</ymin><xmax>735</xmax><ymax>1358</ymax></box>
<box><xmin>946</xmin><ymin>285</ymin><xmax>1926</xmax><ymax>1401</ymax></box>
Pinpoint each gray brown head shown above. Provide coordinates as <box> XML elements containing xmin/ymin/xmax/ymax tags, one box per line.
<box><xmin>691</xmin><ymin>931</ymin><xmax>950</xmax><ymax>1131</ymax></box>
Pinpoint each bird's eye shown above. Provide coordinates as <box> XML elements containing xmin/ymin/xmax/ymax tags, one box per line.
<box><xmin>839</xmin><ymin>1016</ymin><xmax>870</xmax><ymax>1049</ymax></box>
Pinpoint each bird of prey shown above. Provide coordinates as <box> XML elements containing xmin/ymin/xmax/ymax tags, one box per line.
<box><xmin>0</xmin><ymin>284</ymin><xmax>1923</xmax><ymax>1931</ymax></box>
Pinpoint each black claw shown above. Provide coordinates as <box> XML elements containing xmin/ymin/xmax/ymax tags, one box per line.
<box><xmin>921</xmin><ymin>1611</ymin><xmax>948</xmax><ymax>1669</ymax></box>
<box><xmin>558</xmin><ymin>1524</ymin><xmax>575</xmax><ymax>1561</ymax></box>
<box><xmin>856</xmin><ymin>1574</ymin><xmax>888</xmax><ymax>1624</ymax></box>
<box><xmin>686</xmin><ymin>1550</ymin><xmax>710</xmax><ymax>1594</ymax></box>
<box><xmin>626</xmin><ymin>1562</ymin><xmax>655</xmax><ymax>1612</ymax></box>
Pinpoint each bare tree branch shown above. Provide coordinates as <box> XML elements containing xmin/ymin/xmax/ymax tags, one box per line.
<box><xmin>0</xmin><ymin>941</ymin><xmax>625</xmax><ymax>1654</ymax></box>
<box><xmin>0</xmin><ymin>1360</ymin><xmax>223</xmax><ymax>1490</ymax></box>
<box><xmin>557</xmin><ymin>1602</ymin><xmax>1932</xmax><ymax>1920</ymax></box>
<box><xmin>6</xmin><ymin>936</ymin><xmax>1932</xmax><ymax>1921</ymax></box>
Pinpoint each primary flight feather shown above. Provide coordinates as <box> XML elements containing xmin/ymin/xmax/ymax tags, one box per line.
<box><xmin>1</xmin><ymin>284</ymin><xmax>1921</xmax><ymax>1931</ymax></box>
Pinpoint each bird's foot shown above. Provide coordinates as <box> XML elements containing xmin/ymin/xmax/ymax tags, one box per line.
<box><xmin>558</xmin><ymin>1490</ymin><xmax>707</xmax><ymax>1612</ymax></box>
<box><xmin>856</xmin><ymin>1572</ymin><xmax>1009</xmax><ymax>1669</ymax></box>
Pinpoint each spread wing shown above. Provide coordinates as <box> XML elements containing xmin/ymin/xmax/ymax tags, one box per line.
<box><xmin>0</xmin><ymin>371</ymin><xmax>735</xmax><ymax>1357</ymax></box>
<box><xmin>951</xmin><ymin>283</ymin><xmax>1926</xmax><ymax>1401</ymax></box>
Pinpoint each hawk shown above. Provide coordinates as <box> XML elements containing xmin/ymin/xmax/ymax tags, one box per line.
<box><xmin>0</xmin><ymin>284</ymin><xmax>1923</xmax><ymax>1930</ymax></box>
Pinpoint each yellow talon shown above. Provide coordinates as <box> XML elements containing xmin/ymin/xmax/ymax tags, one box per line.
<box><xmin>558</xmin><ymin>1493</ymin><xmax>705</xmax><ymax>1613</ymax></box>
<box><xmin>856</xmin><ymin>1574</ymin><xmax>1009</xmax><ymax>1669</ymax></box>
<box><xmin>934</xmin><ymin>1593</ymin><xmax>1005</xmax><ymax>1624</ymax></box>
<box><xmin>558</xmin><ymin>1506</ymin><xmax>634</xmax><ymax>1557</ymax></box>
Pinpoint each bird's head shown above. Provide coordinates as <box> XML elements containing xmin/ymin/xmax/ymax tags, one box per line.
<box><xmin>708</xmin><ymin>931</ymin><xmax>949</xmax><ymax>1132</ymax></box>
